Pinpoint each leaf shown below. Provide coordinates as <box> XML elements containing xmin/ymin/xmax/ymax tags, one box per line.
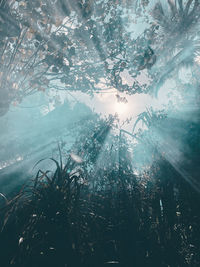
<box><xmin>0</xmin><ymin>193</ymin><xmax>8</xmax><ymax>203</ymax></box>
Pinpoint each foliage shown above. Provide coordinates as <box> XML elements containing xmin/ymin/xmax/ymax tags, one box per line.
<box><xmin>2</xmin><ymin>0</ymin><xmax>200</xmax><ymax>115</ymax></box>
<box><xmin>1</xmin><ymin>110</ymin><xmax>200</xmax><ymax>266</ymax></box>
<box><xmin>0</xmin><ymin>1</ymin><xmax>200</xmax><ymax>266</ymax></box>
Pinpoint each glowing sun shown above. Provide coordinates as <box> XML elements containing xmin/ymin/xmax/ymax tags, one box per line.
<box><xmin>114</xmin><ymin>101</ymin><xmax>129</xmax><ymax>115</ymax></box>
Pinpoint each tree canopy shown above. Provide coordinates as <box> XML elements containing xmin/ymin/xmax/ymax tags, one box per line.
<box><xmin>1</xmin><ymin>0</ymin><xmax>200</xmax><ymax>115</ymax></box>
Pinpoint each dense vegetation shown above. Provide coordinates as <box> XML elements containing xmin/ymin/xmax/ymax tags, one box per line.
<box><xmin>1</xmin><ymin>0</ymin><xmax>200</xmax><ymax>114</ymax></box>
<box><xmin>0</xmin><ymin>0</ymin><xmax>200</xmax><ymax>266</ymax></box>
<box><xmin>1</xmin><ymin>109</ymin><xmax>200</xmax><ymax>266</ymax></box>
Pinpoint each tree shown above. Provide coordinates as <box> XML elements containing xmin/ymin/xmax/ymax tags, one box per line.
<box><xmin>0</xmin><ymin>0</ymin><xmax>161</xmax><ymax>116</ymax></box>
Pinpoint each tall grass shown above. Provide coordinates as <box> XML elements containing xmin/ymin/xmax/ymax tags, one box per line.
<box><xmin>0</xmin><ymin>147</ymin><xmax>200</xmax><ymax>266</ymax></box>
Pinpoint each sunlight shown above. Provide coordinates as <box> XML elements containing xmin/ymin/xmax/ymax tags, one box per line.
<box><xmin>114</xmin><ymin>101</ymin><xmax>129</xmax><ymax>116</ymax></box>
<box><xmin>1</xmin><ymin>1</ymin><xmax>200</xmax><ymax>265</ymax></box>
